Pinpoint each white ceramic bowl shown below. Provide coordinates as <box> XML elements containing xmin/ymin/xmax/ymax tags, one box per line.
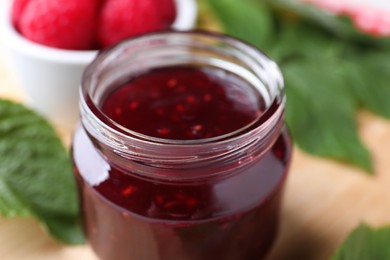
<box><xmin>0</xmin><ymin>0</ymin><xmax>197</xmax><ymax>130</ymax></box>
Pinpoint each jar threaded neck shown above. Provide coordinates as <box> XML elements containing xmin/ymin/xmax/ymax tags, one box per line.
<box><xmin>80</xmin><ymin>31</ymin><xmax>285</xmax><ymax>180</ymax></box>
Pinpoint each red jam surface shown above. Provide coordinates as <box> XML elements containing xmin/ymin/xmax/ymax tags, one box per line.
<box><xmin>102</xmin><ymin>66</ymin><xmax>264</xmax><ymax>140</ymax></box>
<box><xmin>73</xmin><ymin>66</ymin><xmax>291</xmax><ymax>260</ymax></box>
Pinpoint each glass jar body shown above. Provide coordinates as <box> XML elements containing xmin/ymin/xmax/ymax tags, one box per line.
<box><xmin>73</xmin><ymin>127</ymin><xmax>291</xmax><ymax>260</ymax></box>
<box><xmin>72</xmin><ymin>31</ymin><xmax>292</xmax><ymax>260</ymax></box>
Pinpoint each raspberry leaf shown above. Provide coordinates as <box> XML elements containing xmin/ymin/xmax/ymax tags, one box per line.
<box><xmin>346</xmin><ymin>52</ymin><xmax>390</xmax><ymax>118</ymax></box>
<box><xmin>332</xmin><ymin>224</ymin><xmax>390</xmax><ymax>259</ymax></box>
<box><xmin>0</xmin><ymin>100</ymin><xmax>83</xmax><ymax>244</ymax></box>
<box><xmin>204</xmin><ymin>0</ymin><xmax>389</xmax><ymax>172</ymax></box>
<box><xmin>283</xmin><ymin>60</ymin><xmax>372</xmax><ymax>172</ymax></box>
<box><xmin>207</xmin><ymin>0</ymin><xmax>274</xmax><ymax>50</ymax></box>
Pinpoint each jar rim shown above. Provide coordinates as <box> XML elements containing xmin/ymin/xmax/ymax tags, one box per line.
<box><xmin>80</xmin><ymin>30</ymin><xmax>286</xmax><ymax>178</ymax></box>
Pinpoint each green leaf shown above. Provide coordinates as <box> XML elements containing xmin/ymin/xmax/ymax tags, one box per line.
<box><xmin>283</xmin><ymin>61</ymin><xmax>372</xmax><ymax>172</ymax></box>
<box><xmin>267</xmin><ymin>21</ymin><xmax>346</xmax><ymax>64</ymax></box>
<box><xmin>332</xmin><ymin>224</ymin><xmax>390</xmax><ymax>259</ymax></box>
<box><xmin>346</xmin><ymin>51</ymin><xmax>390</xmax><ymax>118</ymax></box>
<box><xmin>0</xmin><ymin>99</ymin><xmax>84</xmax><ymax>244</ymax></box>
<box><xmin>204</xmin><ymin>0</ymin><xmax>379</xmax><ymax>172</ymax></box>
<box><xmin>207</xmin><ymin>0</ymin><xmax>274</xmax><ymax>49</ymax></box>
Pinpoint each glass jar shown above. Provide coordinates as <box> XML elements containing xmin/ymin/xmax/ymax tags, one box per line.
<box><xmin>72</xmin><ymin>31</ymin><xmax>292</xmax><ymax>260</ymax></box>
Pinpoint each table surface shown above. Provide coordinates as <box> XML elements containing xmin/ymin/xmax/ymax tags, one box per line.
<box><xmin>1</xmin><ymin>0</ymin><xmax>390</xmax><ymax>259</ymax></box>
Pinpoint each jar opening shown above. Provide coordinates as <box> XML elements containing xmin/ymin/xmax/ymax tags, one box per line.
<box><xmin>81</xmin><ymin>31</ymin><xmax>285</xmax><ymax>146</ymax></box>
<box><xmin>88</xmin><ymin>66</ymin><xmax>272</xmax><ymax>145</ymax></box>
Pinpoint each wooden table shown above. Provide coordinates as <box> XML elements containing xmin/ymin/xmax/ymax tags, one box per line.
<box><xmin>1</xmin><ymin>1</ymin><xmax>390</xmax><ymax>260</ymax></box>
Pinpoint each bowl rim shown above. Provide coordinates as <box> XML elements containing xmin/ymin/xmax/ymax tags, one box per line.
<box><xmin>0</xmin><ymin>0</ymin><xmax>198</xmax><ymax>65</ymax></box>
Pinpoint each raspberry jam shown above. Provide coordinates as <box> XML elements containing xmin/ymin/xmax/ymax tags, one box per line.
<box><xmin>102</xmin><ymin>66</ymin><xmax>263</xmax><ymax>140</ymax></box>
<box><xmin>73</xmin><ymin>32</ymin><xmax>292</xmax><ymax>260</ymax></box>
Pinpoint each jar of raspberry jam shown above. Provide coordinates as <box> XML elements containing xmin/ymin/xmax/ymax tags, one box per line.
<box><xmin>72</xmin><ymin>31</ymin><xmax>292</xmax><ymax>260</ymax></box>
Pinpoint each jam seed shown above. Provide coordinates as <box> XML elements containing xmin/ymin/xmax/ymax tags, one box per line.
<box><xmin>155</xmin><ymin>195</ymin><xmax>165</xmax><ymax>205</ymax></box>
<box><xmin>115</xmin><ymin>107</ymin><xmax>122</xmax><ymax>115</ymax></box>
<box><xmin>186</xmin><ymin>198</ymin><xmax>197</xmax><ymax>207</ymax></box>
<box><xmin>164</xmin><ymin>201</ymin><xmax>178</xmax><ymax>209</ymax></box>
<box><xmin>121</xmin><ymin>186</ymin><xmax>136</xmax><ymax>197</ymax></box>
<box><xmin>167</xmin><ymin>79</ymin><xmax>178</xmax><ymax>88</ymax></box>
<box><xmin>192</xmin><ymin>124</ymin><xmax>203</xmax><ymax>132</ymax></box>
<box><xmin>186</xmin><ymin>124</ymin><xmax>204</xmax><ymax>138</ymax></box>
<box><xmin>129</xmin><ymin>101</ymin><xmax>139</xmax><ymax>110</ymax></box>
<box><xmin>203</xmin><ymin>94</ymin><xmax>212</xmax><ymax>102</ymax></box>
<box><xmin>157</xmin><ymin>128</ymin><xmax>171</xmax><ymax>135</ymax></box>
<box><xmin>186</xmin><ymin>95</ymin><xmax>197</xmax><ymax>104</ymax></box>
<box><xmin>121</xmin><ymin>212</ymin><xmax>130</xmax><ymax>217</ymax></box>
<box><xmin>176</xmin><ymin>104</ymin><xmax>185</xmax><ymax>113</ymax></box>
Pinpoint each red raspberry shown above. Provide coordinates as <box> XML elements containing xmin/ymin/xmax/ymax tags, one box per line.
<box><xmin>301</xmin><ymin>0</ymin><xmax>390</xmax><ymax>36</ymax></box>
<box><xmin>11</xmin><ymin>0</ymin><xmax>30</xmax><ymax>30</ymax></box>
<box><xmin>98</xmin><ymin>0</ymin><xmax>176</xmax><ymax>48</ymax></box>
<box><xmin>160</xmin><ymin>0</ymin><xmax>177</xmax><ymax>25</ymax></box>
<box><xmin>19</xmin><ymin>0</ymin><xmax>98</xmax><ymax>50</ymax></box>
<box><xmin>350</xmin><ymin>7</ymin><xmax>390</xmax><ymax>37</ymax></box>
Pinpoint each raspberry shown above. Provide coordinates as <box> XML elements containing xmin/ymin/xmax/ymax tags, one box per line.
<box><xmin>98</xmin><ymin>0</ymin><xmax>176</xmax><ymax>48</ymax></box>
<box><xmin>11</xmin><ymin>0</ymin><xmax>30</xmax><ymax>30</ymax></box>
<box><xmin>160</xmin><ymin>0</ymin><xmax>177</xmax><ymax>25</ymax></box>
<box><xmin>351</xmin><ymin>7</ymin><xmax>390</xmax><ymax>37</ymax></box>
<box><xmin>301</xmin><ymin>0</ymin><xmax>390</xmax><ymax>37</ymax></box>
<box><xmin>19</xmin><ymin>0</ymin><xmax>98</xmax><ymax>50</ymax></box>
